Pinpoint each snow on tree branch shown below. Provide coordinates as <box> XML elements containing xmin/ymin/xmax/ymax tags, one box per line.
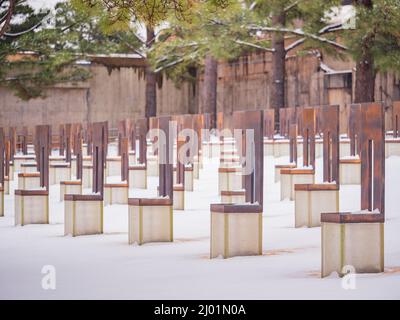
<box><xmin>248</xmin><ymin>2</ymin><xmax>257</xmax><ymax>11</ymax></box>
<box><xmin>248</xmin><ymin>25</ymin><xmax>348</xmax><ymax>51</ymax></box>
<box><xmin>3</xmin><ymin>9</ymin><xmax>53</xmax><ymax>38</ymax></box>
<box><xmin>116</xmin><ymin>34</ymin><xmax>146</xmax><ymax>58</ymax></box>
<box><xmin>154</xmin><ymin>58</ymin><xmax>184</xmax><ymax>73</ymax></box>
<box><xmin>284</xmin><ymin>1</ymin><xmax>300</xmax><ymax>13</ymax></box>
<box><xmin>318</xmin><ymin>22</ymin><xmax>343</xmax><ymax>35</ymax></box>
<box><xmin>235</xmin><ymin>39</ymin><xmax>275</xmax><ymax>52</ymax></box>
<box><xmin>285</xmin><ymin>22</ymin><xmax>346</xmax><ymax>53</ymax></box>
<box><xmin>285</xmin><ymin>37</ymin><xmax>305</xmax><ymax>53</ymax></box>
<box><xmin>4</xmin><ymin>19</ymin><xmax>44</xmax><ymax>37</ymax></box>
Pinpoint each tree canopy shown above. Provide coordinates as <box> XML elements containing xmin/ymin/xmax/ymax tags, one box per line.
<box><xmin>345</xmin><ymin>0</ymin><xmax>400</xmax><ymax>72</ymax></box>
<box><xmin>0</xmin><ymin>1</ymin><xmax>142</xmax><ymax>100</ymax></box>
<box><xmin>1</xmin><ymin>0</ymin><xmax>399</xmax><ymax>105</ymax></box>
<box><xmin>150</xmin><ymin>0</ymin><xmax>346</xmax><ymax>84</ymax></box>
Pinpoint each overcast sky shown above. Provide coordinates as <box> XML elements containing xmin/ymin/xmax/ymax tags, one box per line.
<box><xmin>28</xmin><ymin>0</ymin><xmax>62</xmax><ymax>11</ymax></box>
<box><xmin>27</xmin><ymin>0</ymin><xmax>147</xmax><ymax>40</ymax></box>
<box><xmin>26</xmin><ymin>1</ymin><xmax>352</xmax><ymax>41</ymax></box>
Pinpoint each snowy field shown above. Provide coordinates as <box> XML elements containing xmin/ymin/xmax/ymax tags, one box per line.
<box><xmin>1</xmin><ymin>148</ymin><xmax>400</xmax><ymax>300</ymax></box>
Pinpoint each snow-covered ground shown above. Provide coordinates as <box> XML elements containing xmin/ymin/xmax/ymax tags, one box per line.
<box><xmin>1</xmin><ymin>148</ymin><xmax>400</xmax><ymax>300</ymax></box>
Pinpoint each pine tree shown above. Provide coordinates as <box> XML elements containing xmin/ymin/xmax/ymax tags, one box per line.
<box><xmin>0</xmin><ymin>0</ymin><xmax>54</xmax><ymax>98</ymax></box>
<box><xmin>0</xmin><ymin>1</ymin><xmax>141</xmax><ymax>100</ymax></box>
<box><xmin>72</xmin><ymin>0</ymin><xmax>196</xmax><ymax>118</ymax></box>
<box><xmin>347</xmin><ymin>0</ymin><xmax>400</xmax><ymax>103</ymax></box>
<box><xmin>234</xmin><ymin>0</ymin><xmax>345</xmax><ymax>127</ymax></box>
<box><xmin>150</xmin><ymin>1</ymin><xmax>258</xmax><ymax>126</ymax></box>
<box><xmin>151</xmin><ymin>0</ymin><xmax>345</xmax><ymax>127</ymax></box>
<box><xmin>153</xmin><ymin>0</ymin><xmax>400</xmax><ymax>115</ymax></box>
<box><xmin>0</xmin><ymin>0</ymin><xmax>45</xmax><ymax>38</ymax></box>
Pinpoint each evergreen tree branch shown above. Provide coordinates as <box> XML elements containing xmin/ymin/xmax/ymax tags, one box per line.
<box><xmin>285</xmin><ymin>37</ymin><xmax>305</xmax><ymax>53</ymax></box>
<box><xmin>115</xmin><ymin>33</ymin><xmax>145</xmax><ymax>57</ymax></box>
<box><xmin>284</xmin><ymin>1</ymin><xmax>301</xmax><ymax>13</ymax></box>
<box><xmin>4</xmin><ymin>17</ymin><xmax>47</xmax><ymax>37</ymax></box>
<box><xmin>248</xmin><ymin>25</ymin><xmax>348</xmax><ymax>51</ymax></box>
<box><xmin>285</xmin><ymin>22</ymin><xmax>345</xmax><ymax>53</ymax></box>
<box><xmin>235</xmin><ymin>39</ymin><xmax>275</xmax><ymax>52</ymax></box>
<box><xmin>154</xmin><ymin>57</ymin><xmax>184</xmax><ymax>72</ymax></box>
<box><xmin>0</xmin><ymin>0</ymin><xmax>15</xmax><ymax>37</ymax></box>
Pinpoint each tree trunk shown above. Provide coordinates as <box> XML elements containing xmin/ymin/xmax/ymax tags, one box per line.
<box><xmin>145</xmin><ymin>26</ymin><xmax>157</xmax><ymax>118</ymax></box>
<box><xmin>354</xmin><ymin>0</ymin><xmax>375</xmax><ymax>103</ymax></box>
<box><xmin>354</xmin><ymin>49</ymin><xmax>376</xmax><ymax>103</ymax></box>
<box><xmin>203</xmin><ymin>55</ymin><xmax>218</xmax><ymax>128</ymax></box>
<box><xmin>270</xmin><ymin>12</ymin><xmax>286</xmax><ymax>130</ymax></box>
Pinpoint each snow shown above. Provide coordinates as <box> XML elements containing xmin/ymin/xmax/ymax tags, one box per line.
<box><xmin>75</xmin><ymin>60</ymin><xmax>91</xmax><ymax>65</ymax></box>
<box><xmin>22</xmin><ymin>161</ymin><xmax>37</xmax><ymax>165</ymax></box>
<box><xmin>50</xmin><ymin>163</ymin><xmax>69</xmax><ymax>167</ymax></box>
<box><xmin>292</xmin><ymin>165</ymin><xmax>313</xmax><ymax>170</ymax></box>
<box><xmin>320</xmin><ymin>61</ymin><xmax>352</xmax><ymax>75</ymax></box>
<box><xmin>325</xmin><ymin>5</ymin><xmax>356</xmax><ymax>29</ymax></box>
<box><xmin>1</xmin><ymin>148</ymin><xmax>400</xmax><ymax>299</ymax></box>
<box><xmin>22</xmin><ymin>186</ymin><xmax>47</xmax><ymax>191</ymax></box>
<box><xmin>15</xmin><ymin>155</ymin><xmax>35</xmax><ymax>159</ymax></box>
<box><xmin>320</xmin><ymin>180</ymin><xmax>337</xmax><ymax>185</ymax></box>
<box><xmin>352</xmin><ymin>209</ymin><xmax>381</xmax><ymax>215</ymax></box>
<box><xmin>85</xmin><ymin>191</ymin><xmax>101</xmax><ymax>196</ymax></box>
<box><xmin>341</xmin><ymin>155</ymin><xmax>360</xmax><ymax>160</ymax></box>
<box><xmin>106</xmin><ymin>176</ymin><xmax>126</xmax><ymax>184</ymax></box>
<box><xmin>386</xmin><ymin>135</ymin><xmax>400</xmax><ymax>141</ymax></box>
<box><xmin>87</xmin><ymin>53</ymin><xmax>144</xmax><ymax>59</ymax></box>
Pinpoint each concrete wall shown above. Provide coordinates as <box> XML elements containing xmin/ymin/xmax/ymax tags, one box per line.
<box><xmin>1</xmin><ymin>53</ymin><xmax>399</xmax><ymax>132</ymax></box>
<box><xmin>0</xmin><ymin>64</ymin><xmax>194</xmax><ymax>129</ymax></box>
<box><xmin>0</xmin><ymin>86</ymin><xmax>89</xmax><ymax>127</ymax></box>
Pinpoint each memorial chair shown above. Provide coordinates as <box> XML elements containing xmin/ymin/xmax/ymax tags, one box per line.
<box><xmin>128</xmin><ymin>116</ymin><xmax>174</xmax><ymax>245</ymax></box>
<box><xmin>14</xmin><ymin>125</ymin><xmax>50</xmax><ymax>226</ymax></box>
<box><xmin>129</xmin><ymin>118</ymin><xmax>148</xmax><ymax>189</ymax></box>
<box><xmin>280</xmin><ymin>108</ymin><xmax>316</xmax><ymax>201</ymax></box>
<box><xmin>294</xmin><ymin>105</ymin><xmax>340</xmax><ymax>228</ymax></box>
<box><xmin>210</xmin><ymin>110</ymin><xmax>264</xmax><ymax>259</ymax></box>
<box><xmin>321</xmin><ymin>103</ymin><xmax>385</xmax><ymax>277</ymax></box>
<box><xmin>339</xmin><ymin>104</ymin><xmax>361</xmax><ymax>185</ymax></box>
<box><xmin>64</xmin><ymin>122</ymin><xmax>107</xmax><ymax>236</ymax></box>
